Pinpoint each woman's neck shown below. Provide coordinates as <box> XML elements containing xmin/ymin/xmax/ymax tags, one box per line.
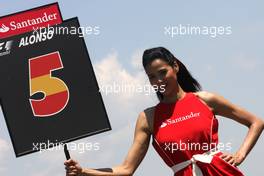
<box><xmin>161</xmin><ymin>87</ymin><xmax>186</xmax><ymax>104</ymax></box>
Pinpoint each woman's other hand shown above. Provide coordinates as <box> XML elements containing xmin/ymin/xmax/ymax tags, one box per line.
<box><xmin>220</xmin><ymin>152</ymin><xmax>245</xmax><ymax>166</ymax></box>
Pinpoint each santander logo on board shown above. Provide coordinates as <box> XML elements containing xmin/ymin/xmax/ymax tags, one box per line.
<box><xmin>3</xmin><ymin>12</ymin><xmax>58</xmax><ymax>32</ymax></box>
<box><xmin>0</xmin><ymin>3</ymin><xmax>62</xmax><ymax>39</ymax></box>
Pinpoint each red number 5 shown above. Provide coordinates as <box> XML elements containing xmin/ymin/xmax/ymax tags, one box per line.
<box><xmin>28</xmin><ymin>51</ymin><xmax>69</xmax><ymax>117</ymax></box>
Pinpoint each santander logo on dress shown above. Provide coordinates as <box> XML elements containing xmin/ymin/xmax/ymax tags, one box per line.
<box><xmin>160</xmin><ymin>111</ymin><xmax>201</xmax><ymax>128</ymax></box>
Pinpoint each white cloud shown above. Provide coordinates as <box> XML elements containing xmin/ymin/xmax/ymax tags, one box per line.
<box><xmin>95</xmin><ymin>51</ymin><xmax>148</xmax><ymax>99</ymax></box>
<box><xmin>131</xmin><ymin>49</ymin><xmax>143</xmax><ymax>70</ymax></box>
<box><xmin>94</xmin><ymin>50</ymin><xmax>158</xmax><ymax>129</ymax></box>
<box><xmin>0</xmin><ymin>138</ymin><xmax>10</xmax><ymax>163</ymax></box>
<box><xmin>0</xmin><ymin>138</ymin><xmax>9</xmax><ymax>157</ymax></box>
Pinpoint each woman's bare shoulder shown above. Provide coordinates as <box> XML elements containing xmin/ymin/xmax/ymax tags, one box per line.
<box><xmin>193</xmin><ymin>91</ymin><xmax>215</xmax><ymax>99</ymax></box>
<box><xmin>193</xmin><ymin>91</ymin><xmax>218</xmax><ymax>112</ymax></box>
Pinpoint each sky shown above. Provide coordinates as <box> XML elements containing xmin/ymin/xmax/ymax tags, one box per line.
<box><xmin>1</xmin><ymin>0</ymin><xmax>264</xmax><ymax>175</ymax></box>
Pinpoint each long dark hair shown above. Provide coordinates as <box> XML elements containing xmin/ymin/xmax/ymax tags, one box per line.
<box><xmin>142</xmin><ymin>47</ymin><xmax>202</xmax><ymax>100</ymax></box>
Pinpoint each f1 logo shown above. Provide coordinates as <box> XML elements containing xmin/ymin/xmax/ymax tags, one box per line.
<box><xmin>0</xmin><ymin>40</ymin><xmax>12</xmax><ymax>52</ymax></box>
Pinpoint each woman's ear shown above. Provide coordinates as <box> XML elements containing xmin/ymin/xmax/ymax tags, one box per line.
<box><xmin>173</xmin><ymin>61</ymin><xmax>179</xmax><ymax>73</ymax></box>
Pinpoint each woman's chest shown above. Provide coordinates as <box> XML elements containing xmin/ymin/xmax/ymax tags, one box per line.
<box><xmin>153</xmin><ymin>105</ymin><xmax>214</xmax><ymax>144</ymax></box>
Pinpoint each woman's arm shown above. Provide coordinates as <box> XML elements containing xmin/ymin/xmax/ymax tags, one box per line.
<box><xmin>65</xmin><ymin>111</ymin><xmax>152</xmax><ymax>176</ymax></box>
<box><xmin>196</xmin><ymin>91</ymin><xmax>264</xmax><ymax>166</ymax></box>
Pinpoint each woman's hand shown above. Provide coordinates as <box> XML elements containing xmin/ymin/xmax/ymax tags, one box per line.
<box><xmin>64</xmin><ymin>159</ymin><xmax>83</xmax><ymax>176</ymax></box>
<box><xmin>220</xmin><ymin>152</ymin><xmax>245</xmax><ymax>166</ymax></box>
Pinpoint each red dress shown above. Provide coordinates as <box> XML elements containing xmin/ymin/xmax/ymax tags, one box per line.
<box><xmin>152</xmin><ymin>92</ymin><xmax>244</xmax><ymax>176</ymax></box>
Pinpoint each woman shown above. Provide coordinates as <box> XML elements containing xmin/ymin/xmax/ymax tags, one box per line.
<box><xmin>65</xmin><ymin>47</ymin><xmax>264</xmax><ymax>176</ymax></box>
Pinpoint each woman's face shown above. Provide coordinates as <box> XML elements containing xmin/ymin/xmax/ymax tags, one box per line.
<box><xmin>145</xmin><ymin>58</ymin><xmax>179</xmax><ymax>96</ymax></box>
